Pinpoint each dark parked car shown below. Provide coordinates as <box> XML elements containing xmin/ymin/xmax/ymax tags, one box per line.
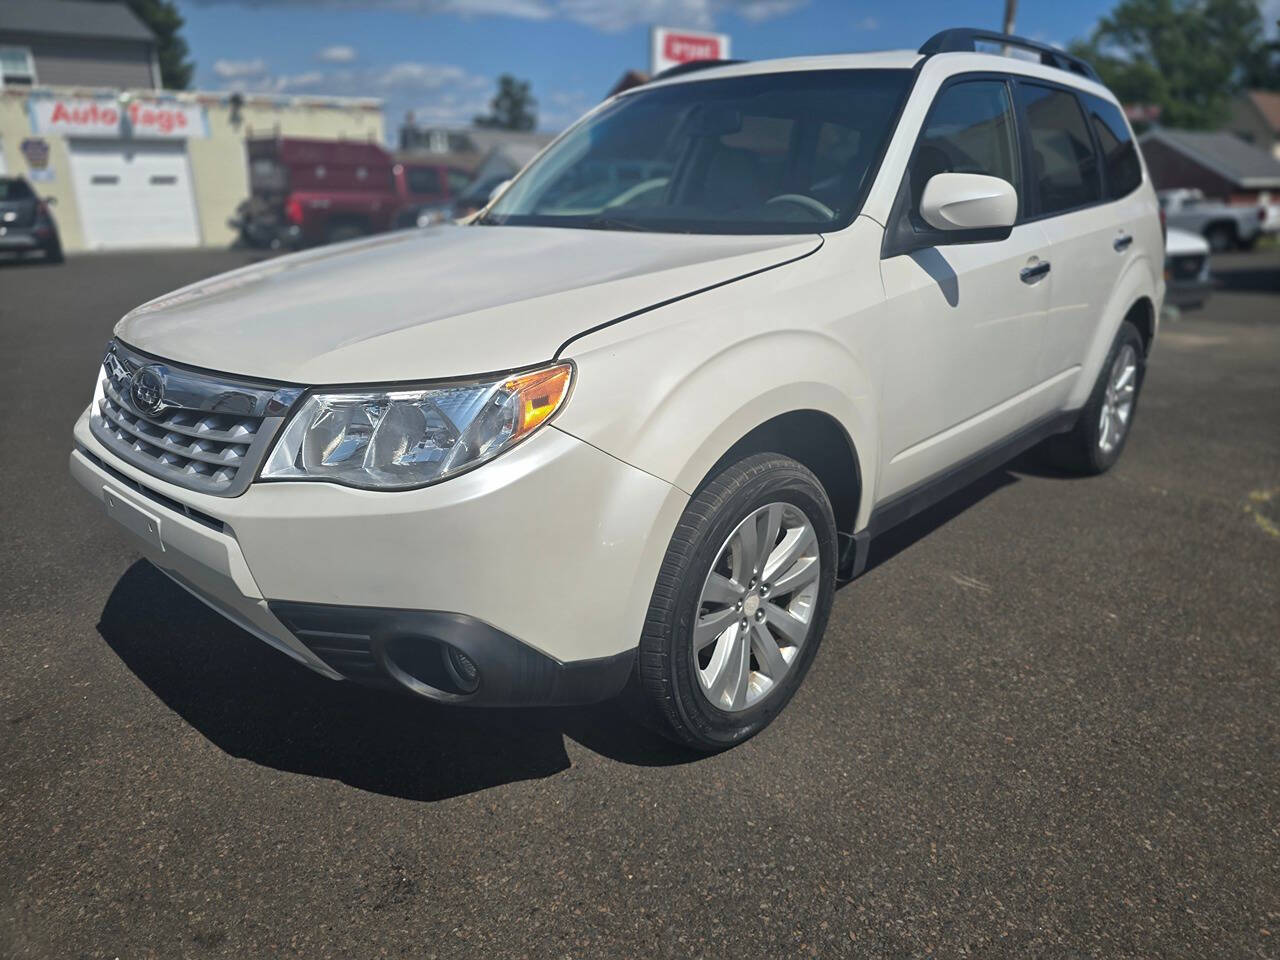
<box><xmin>0</xmin><ymin>176</ymin><xmax>62</xmax><ymax>263</ymax></box>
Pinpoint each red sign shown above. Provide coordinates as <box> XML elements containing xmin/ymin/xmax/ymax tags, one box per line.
<box><xmin>651</xmin><ymin>27</ymin><xmax>731</xmax><ymax>74</ymax></box>
<box><xmin>664</xmin><ymin>33</ymin><xmax>722</xmax><ymax>64</ymax></box>
<box><xmin>29</xmin><ymin>96</ymin><xmax>207</xmax><ymax>139</ymax></box>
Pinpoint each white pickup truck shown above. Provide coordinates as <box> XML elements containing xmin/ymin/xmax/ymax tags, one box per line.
<box><xmin>1158</xmin><ymin>188</ymin><xmax>1271</xmax><ymax>252</ymax></box>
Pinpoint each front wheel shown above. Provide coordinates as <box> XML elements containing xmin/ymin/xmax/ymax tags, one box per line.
<box><xmin>637</xmin><ymin>454</ymin><xmax>837</xmax><ymax>751</ymax></box>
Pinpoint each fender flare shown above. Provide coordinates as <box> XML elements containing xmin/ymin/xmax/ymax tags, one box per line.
<box><xmin>629</xmin><ymin>328</ymin><xmax>882</xmax><ymax>531</ymax></box>
<box><xmin>1066</xmin><ymin>253</ymin><xmax>1158</xmax><ymax>410</ymax></box>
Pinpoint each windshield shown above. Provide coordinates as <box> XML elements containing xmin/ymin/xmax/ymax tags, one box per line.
<box><xmin>484</xmin><ymin>69</ymin><xmax>913</xmax><ymax>234</ymax></box>
<box><xmin>0</xmin><ymin>178</ymin><xmax>35</xmax><ymax>202</ymax></box>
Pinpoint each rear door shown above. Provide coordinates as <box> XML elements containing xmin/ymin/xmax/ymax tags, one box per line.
<box><xmin>1014</xmin><ymin>82</ymin><xmax>1136</xmax><ymax>394</ymax></box>
<box><xmin>878</xmin><ymin>76</ymin><xmax>1052</xmax><ymax>499</ymax></box>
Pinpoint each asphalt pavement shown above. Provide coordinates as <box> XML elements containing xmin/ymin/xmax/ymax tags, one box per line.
<box><xmin>1</xmin><ymin>246</ymin><xmax>1277</xmax><ymax>958</ymax></box>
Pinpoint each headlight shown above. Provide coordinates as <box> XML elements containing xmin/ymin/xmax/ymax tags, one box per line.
<box><xmin>261</xmin><ymin>362</ymin><xmax>572</xmax><ymax>490</ymax></box>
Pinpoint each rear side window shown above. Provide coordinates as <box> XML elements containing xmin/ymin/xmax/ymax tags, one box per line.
<box><xmin>910</xmin><ymin>80</ymin><xmax>1020</xmax><ymax>213</ymax></box>
<box><xmin>1016</xmin><ymin>83</ymin><xmax>1101</xmax><ymax>215</ymax></box>
<box><xmin>0</xmin><ymin>177</ymin><xmax>35</xmax><ymax>201</ymax></box>
<box><xmin>1081</xmin><ymin>94</ymin><xmax>1142</xmax><ymax>199</ymax></box>
<box><xmin>405</xmin><ymin>166</ymin><xmax>443</xmax><ymax>195</ymax></box>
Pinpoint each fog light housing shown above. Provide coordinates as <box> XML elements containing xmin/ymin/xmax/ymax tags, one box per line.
<box><xmin>443</xmin><ymin>646</ymin><xmax>480</xmax><ymax>693</ymax></box>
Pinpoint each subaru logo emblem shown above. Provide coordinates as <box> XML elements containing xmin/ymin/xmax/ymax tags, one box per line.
<box><xmin>129</xmin><ymin>365</ymin><xmax>167</xmax><ymax>416</ymax></box>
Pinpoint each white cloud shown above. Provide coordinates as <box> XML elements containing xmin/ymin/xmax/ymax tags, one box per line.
<box><xmin>212</xmin><ymin>58</ymin><xmax>268</xmax><ymax>79</ymax></box>
<box><xmin>193</xmin><ymin>0</ymin><xmax>804</xmax><ymax>32</ymax></box>
<box><xmin>208</xmin><ymin>57</ymin><xmax>491</xmax><ymax>122</ymax></box>
<box><xmin>853</xmin><ymin>15</ymin><xmax>877</xmax><ymax>31</ymax></box>
<box><xmin>274</xmin><ymin>71</ymin><xmax>326</xmax><ymax>91</ymax></box>
<box><xmin>374</xmin><ymin>62</ymin><xmax>472</xmax><ymax>89</ymax></box>
<box><xmin>556</xmin><ymin>0</ymin><xmax>805</xmax><ymax>30</ymax></box>
<box><xmin>317</xmin><ymin>45</ymin><xmax>357</xmax><ymax>63</ymax></box>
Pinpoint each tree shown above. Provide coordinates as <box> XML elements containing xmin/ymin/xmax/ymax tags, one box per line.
<box><xmin>90</xmin><ymin>0</ymin><xmax>194</xmax><ymax>89</ymax></box>
<box><xmin>474</xmin><ymin>75</ymin><xmax>537</xmax><ymax>131</ymax></box>
<box><xmin>1068</xmin><ymin>0</ymin><xmax>1276</xmax><ymax>129</ymax></box>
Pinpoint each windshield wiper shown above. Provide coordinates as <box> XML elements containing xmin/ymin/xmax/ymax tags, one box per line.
<box><xmin>578</xmin><ymin>217</ymin><xmax>653</xmax><ymax>232</ymax></box>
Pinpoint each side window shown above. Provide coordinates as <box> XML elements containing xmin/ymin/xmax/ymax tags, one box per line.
<box><xmin>405</xmin><ymin>166</ymin><xmax>443</xmax><ymax>195</ymax></box>
<box><xmin>1016</xmin><ymin>83</ymin><xmax>1101</xmax><ymax>215</ymax></box>
<box><xmin>1082</xmin><ymin>94</ymin><xmax>1142</xmax><ymax>200</ymax></box>
<box><xmin>910</xmin><ymin>80</ymin><xmax>1020</xmax><ymax>214</ymax></box>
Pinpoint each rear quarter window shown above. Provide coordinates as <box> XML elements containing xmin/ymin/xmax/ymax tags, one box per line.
<box><xmin>1081</xmin><ymin>94</ymin><xmax>1143</xmax><ymax>200</ymax></box>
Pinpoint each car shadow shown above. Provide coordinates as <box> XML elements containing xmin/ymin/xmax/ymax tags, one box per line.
<box><xmin>98</xmin><ymin>562</ymin><xmax>698</xmax><ymax>803</ymax></box>
<box><xmin>1211</xmin><ymin>261</ymin><xmax>1280</xmax><ymax>294</ymax></box>
<box><xmin>0</xmin><ymin>252</ymin><xmax>60</xmax><ymax>267</ymax></box>
<box><xmin>852</xmin><ymin>448</ymin><xmax>1095</xmax><ymax>580</ymax></box>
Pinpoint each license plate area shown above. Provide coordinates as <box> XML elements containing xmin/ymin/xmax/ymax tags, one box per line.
<box><xmin>103</xmin><ymin>486</ymin><xmax>164</xmax><ymax>552</ymax></box>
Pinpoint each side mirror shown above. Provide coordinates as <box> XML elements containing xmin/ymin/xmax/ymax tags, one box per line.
<box><xmin>919</xmin><ymin>173</ymin><xmax>1016</xmax><ymax>231</ymax></box>
<box><xmin>488</xmin><ymin>179</ymin><xmax>512</xmax><ymax>203</ymax></box>
<box><xmin>880</xmin><ymin>171</ymin><xmax>1018</xmax><ymax>258</ymax></box>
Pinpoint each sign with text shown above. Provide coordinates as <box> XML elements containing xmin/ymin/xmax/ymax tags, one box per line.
<box><xmin>27</xmin><ymin>97</ymin><xmax>208</xmax><ymax>139</ymax></box>
<box><xmin>651</xmin><ymin>27</ymin><xmax>730</xmax><ymax>75</ymax></box>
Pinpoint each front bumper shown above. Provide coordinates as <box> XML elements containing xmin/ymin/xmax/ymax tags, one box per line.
<box><xmin>1165</xmin><ymin>256</ymin><xmax>1212</xmax><ymax>308</ymax></box>
<box><xmin>229</xmin><ymin>216</ymin><xmax>302</xmax><ymax>250</ymax></box>
<box><xmin>0</xmin><ymin>224</ymin><xmax>53</xmax><ymax>249</ymax></box>
<box><xmin>71</xmin><ymin>407</ymin><xmax>686</xmax><ymax>705</ymax></box>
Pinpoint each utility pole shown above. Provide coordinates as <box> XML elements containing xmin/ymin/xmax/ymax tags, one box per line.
<box><xmin>1002</xmin><ymin>0</ymin><xmax>1017</xmax><ymax>34</ymax></box>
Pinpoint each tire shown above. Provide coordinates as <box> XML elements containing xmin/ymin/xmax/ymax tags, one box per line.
<box><xmin>636</xmin><ymin>453</ymin><xmax>837</xmax><ymax>751</ymax></box>
<box><xmin>42</xmin><ymin>238</ymin><xmax>63</xmax><ymax>264</ymax></box>
<box><xmin>1037</xmin><ymin>320</ymin><xmax>1146</xmax><ymax>475</ymax></box>
<box><xmin>1237</xmin><ymin>234</ymin><xmax>1257</xmax><ymax>252</ymax></box>
<box><xmin>1204</xmin><ymin>222</ymin><xmax>1235</xmax><ymax>253</ymax></box>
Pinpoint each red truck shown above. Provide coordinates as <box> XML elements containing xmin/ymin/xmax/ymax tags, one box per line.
<box><xmin>231</xmin><ymin>136</ymin><xmax>471</xmax><ymax>249</ymax></box>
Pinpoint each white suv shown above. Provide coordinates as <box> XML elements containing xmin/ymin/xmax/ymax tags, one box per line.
<box><xmin>71</xmin><ymin>30</ymin><xmax>1163</xmax><ymax>750</ymax></box>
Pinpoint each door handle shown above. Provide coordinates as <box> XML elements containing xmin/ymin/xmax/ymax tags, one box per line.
<box><xmin>1113</xmin><ymin>233</ymin><xmax>1133</xmax><ymax>251</ymax></box>
<box><xmin>1020</xmin><ymin>261</ymin><xmax>1051</xmax><ymax>283</ymax></box>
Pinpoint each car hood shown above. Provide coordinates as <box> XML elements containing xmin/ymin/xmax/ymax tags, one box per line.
<box><xmin>116</xmin><ymin>225</ymin><xmax>821</xmax><ymax>384</ymax></box>
<box><xmin>1165</xmin><ymin>227</ymin><xmax>1209</xmax><ymax>257</ymax></box>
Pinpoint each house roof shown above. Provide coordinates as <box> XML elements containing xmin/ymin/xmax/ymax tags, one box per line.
<box><xmin>1245</xmin><ymin>89</ymin><xmax>1280</xmax><ymax>134</ymax></box>
<box><xmin>0</xmin><ymin>1</ymin><xmax>155</xmax><ymax>44</ymax></box>
<box><xmin>1139</xmin><ymin>128</ymin><xmax>1280</xmax><ymax>189</ymax></box>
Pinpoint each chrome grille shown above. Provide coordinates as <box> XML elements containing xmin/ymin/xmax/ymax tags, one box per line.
<box><xmin>90</xmin><ymin>340</ymin><xmax>300</xmax><ymax>496</ymax></box>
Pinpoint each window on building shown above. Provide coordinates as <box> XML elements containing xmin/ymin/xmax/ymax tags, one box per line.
<box><xmin>1016</xmin><ymin>83</ymin><xmax>1102</xmax><ymax>215</ymax></box>
<box><xmin>0</xmin><ymin>47</ymin><xmax>36</xmax><ymax>87</ymax></box>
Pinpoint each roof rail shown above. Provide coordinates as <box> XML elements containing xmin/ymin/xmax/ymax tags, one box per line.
<box><xmin>649</xmin><ymin>59</ymin><xmax>743</xmax><ymax>83</ymax></box>
<box><xmin>919</xmin><ymin>28</ymin><xmax>1100</xmax><ymax>83</ymax></box>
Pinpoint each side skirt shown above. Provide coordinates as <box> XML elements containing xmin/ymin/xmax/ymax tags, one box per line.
<box><xmin>838</xmin><ymin>409</ymin><xmax>1079</xmax><ymax>581</ymax></box>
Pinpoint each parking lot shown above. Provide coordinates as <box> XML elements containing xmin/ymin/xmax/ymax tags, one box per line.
<box><xmin>1</xmin><ymin>248</ymin><xmax>1277</xmax><ymax>958</ymax></box>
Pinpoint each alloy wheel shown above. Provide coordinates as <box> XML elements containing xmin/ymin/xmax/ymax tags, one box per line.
<box><xmin>1098</xmin><ymin>343</ymin><xmax>1138</xmax><ymax>454</ymax></box>
<box><xmin>692</xmin><ymin>502</ymin><xmax>820</xmax><ymax>712</ymax></box>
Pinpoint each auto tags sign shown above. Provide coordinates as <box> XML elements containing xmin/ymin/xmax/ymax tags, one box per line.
<box><xmin>27</xmin><ymin>96</ymin><xmax>208</xmax><ymax>139</ymax></box>
<box><xmin>651</xmin><ymin>27</ymin><xmax>730</xmax><ymax>74</ymax></box>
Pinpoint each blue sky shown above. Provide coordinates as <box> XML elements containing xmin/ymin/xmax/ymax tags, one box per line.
<box><xmin>180</xmin><ymin>0</ymin><xmax>1122</xmax><ymax>138</ymax></box>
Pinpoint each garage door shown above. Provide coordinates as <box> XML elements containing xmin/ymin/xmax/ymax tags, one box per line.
<box><xmin>70</xmin><ymin>139</ymin><xmax>200</xmax><ymax>249</ymax></box>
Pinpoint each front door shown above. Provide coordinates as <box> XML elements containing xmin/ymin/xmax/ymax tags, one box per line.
<box><xmin>877</xmin><ymin>77</ymin><xmax>1052</xmax><ymax>501</ymax></box>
